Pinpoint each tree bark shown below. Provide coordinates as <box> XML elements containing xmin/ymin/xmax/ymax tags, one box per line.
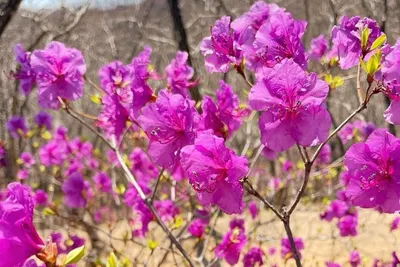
<box><xmin>167</xmin><ymin>0</ymin><xmax>201</xmax><ymax>102</ymax></box>
<box><xmin>0</xmin><ymin>0</ymin><xmax>23</xmax><ymax>37</ymax></box>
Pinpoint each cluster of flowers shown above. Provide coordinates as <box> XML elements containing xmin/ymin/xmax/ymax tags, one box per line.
<box><xmin>3</xmin><ymin>0</ymin><xmax>400</xmax><ymax>266</ymax></box>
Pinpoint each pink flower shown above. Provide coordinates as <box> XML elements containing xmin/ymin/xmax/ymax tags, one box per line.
<box><xmin>331</xmin><ymin>16</ymin><xmax>383</xmax><ymax>69</ymax></box>
<box><xmin>6</xmin><ymin>116</ymin><xmax>27</xmax><ymax>138</ymax></box>
<box><xmin>344</xmin><ymin>129</ymin><xmax>400</xmax><ymax>213</ymax></box>
<box><xmin>165</xmin><ymin>51</ymin><xmax>197</xmax><ymax>97</ymax></box>
<box><xmin>62</xmin><ymin>172</ymin><xmax>88</xmax><ymax>209</ymax></box>
<box><xmin>180</xmin><ymin>134</ymin><xmax>248</xmax><ymax>214</ymax></box>
<box><xmin>320</xmin><ymin>200</ymin><xmax>349</xmax><ymax>221</ymax></box>
<box><xmin>39</xmin><ymin>140</ymin><xmax>67</xmax><ymax>166</ymax></box>
<box><xmin>98</xmin><ymin>60</ymin><xmax>132</xmax><ymax>95</ymax></box>
<box><xmin>188</xmin><ymin>218</ymin><xmax>207</xmax><ymax>238</ymax></box>
<box><xmin>17</xmin><ymin>169</ymin><xmax>29</xmax><ymax>180</ymax></box>
<box><xmin>154</xmin><ymin>200</ymin><xmax>179</xmax><ymax>222</ymax></box>
<box><xmin>308</xmin><ymin>35</ymin><xmax>329</xmax><ymax>61</ymax></box>
<box><xmin>249</xmin><ymin>58</ymin><xmax>331</xmax><ymax>153</ymax></box>
<box><xmin>139</xmin><ymin>90</ymin><xmax>199</xmax><ymax>168</ymax></box>
<box><xmin>200</xmin><ymin>16</ymin><xmax>241</xmax><ymax>73</ymax></box>
<box><xmin>281</xmin><ymin>237</ymin><xmax>304</xmax><ymax>260</ymax></box>
<box><xmin>248</xmin><ymin>200</ymin><xmax>259</xmax><ymax>219</ymax></box>
<box><xmin>243</xmin><ymin>247</ymin><xmax>264</xmax><ymax>267</ymax></box>
<box><xmin>20</xmin><ymin>152</ymin><xmax>36</xmax><ymax>168</ymax></box>
<box><xmin>30</xmin><ymin>41</ymin><xmax>86</xmax><ymax>109</ymax></box>
<box><xmin>326</xmin><ymin>262</ymin><xmax>342</xmax><ymax>267</ymax></box>
<box><xmin>215</xmin><ymin>218</ymin><xmax>246</xmax><ymax>265</ymax></box>
<box><xmin>0</xmin><ymin>183</ymin><xmax>44</xmax><ymax>266</ymax></box>
<box><xmin>200</xmin><ymin>81</ymin><xmax>249</xmax><ymax>138</ymax></box>
<box><xmin>12</xmin><ymin>44</ymin><xmax>36</xmax><ymax>95</ymax></box>
<box><xmin>93</xmin><ymin>172</ymin><xmax>112</xmax><ymax>193</ymax></box>
<box><xmin>34</xmin><ymin>190</ymin><xmax>48</xmax><ymax>206</ymax></box>
<box><xmin>349</xmin><ymin>250</ymin><xmax>361</xmax><ymax>267</ymax></box>
<box><xmin>129</xmin><ymin>148</ymin><xmax>158</xmax><ymax>184</ymax></box>
<box><xmin>337</xmin><ymin>214</ymin><xmax>358</xmax><ymax>236</ymax></box>
<box><xmin>390</xmin><ymin>217</ymin><xmax>400</xmax><ymax>231</ymax></box>
<box><xmin>34</xmin><ymin>111</ymin><xmax>53</xmax><ymax>130</ymax></box>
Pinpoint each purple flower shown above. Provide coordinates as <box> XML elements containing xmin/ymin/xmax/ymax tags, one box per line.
<box><xmin>0</xmin><ymin>143</ymin><xmax>7</xmax><ymax>167</ymax></box>
<box><xmin>98</xmin><ymin>60</ymin><xmax>132</xmax><ymax>95</ymax></box>
<box><xmin>231</xmin><ymin>1</ymin><xmax>273</xmax><ymax>36</ymax></box>
<box><xmin>62</xmin><ymin>172</ymin><xmax>88</xmax><ymax>209</ymax></box>
<box><xmin>93</xmin><ymin>172</ymin><xmax>112</xmax><ymax>193</ymax></box>
<box><xmin>6</xmin><ymin>116</ymin><xmax>27</xmax><ymax>138</ymax></box>
<box><xmin>0</xmin><ymin>183</ymin><xmax>44</xmax><ymax>266</ymax></box>
<box><xmin>130</xmin><ymin>46</ymin><xmax>155</xmax><ymax>117</ymax></box>
<box><xmin>165</xmin><ymin>51</ymin><xmax>197</xmax><ymax>97</ymax></box>
<box><xmin>34</xmin><ymin>190</ymin><xmax>48</xmax><ymax>206</ymax></box>
<box><xmin>282</xmin><ymin>160</ymin><xmax>293</xmax><ymax>172</ymax></box>
<box><xmin>249</xmin><ymin>59</ymin><xmax>331</xmax><ymax>153</ymax></box>
<box><xmin>320</xmin><ymin>200</ymin><xmax>349</xmax><ymax>221</ymax></box>
<box><xmin>390</xmin><ymin>217</ymin><xmax>400</xmax><ymax>231</ymax></box>
<box><xmin>243</xmin><ymin>247</ymin><xmax>264</xmax><ymax>267</ymax></box>
<box><xmin>138</xmin><ymin>90</ymin><xmax>199</xmax><ymax>168</ymax></box>
<box><xmin>337</xmin><ymin>214</ymin><xmax>358</xmax><ymax>236</ymax></box>
<box><xmin>215</xmin><ymin>218</ymin><xmax>246</xmax><ymax>265</ymax></box>
<box><xmin>30</xmin><ymin>41</ymin><xmax>86</xmax><ymax>109</ymax></box>
<box><xmin>331</xmin><ymin>16</ymin><xmax>383</xmax><ymax>69</ymax></box>
<box><xmin>17</xmin><ymin>169</ymin><xmax>29</xmax><ymax>180</ymax></box>
<box><xmin>349</xmin><ymin>250</ymin><xmax>361</xmax><ymax>267</ymax></box>
<box><xmin>248</xmin><ymin>200</ymin><xmax>258</xmax><ymax>219</ymax></box>
<box><xmin>20</xmin><ymin>152</ymin><xmax>36</xmax><ymax>168</ymax></box>
<box><xmin>39</xmin><ymin>140</ymin><xmax>67</xmax><ymax>166</ymax></box>
<box><xmin>200</xmin><ymin>16</ymin><xmax>241</xmax><ymax>73</ymax></box>
<box><xmin>180</xmin><ymin>134</ymin><xmax>248</xmax><ymax>214</ymax></box>
<box><xmin>188</xmin><ymin>218</ymin><xmax>207</xmax><ymax>238</ymax></box>
<box><xmin>129</xmin><ymin>148</ymin><xmax>158</xmax><ymax>184</ymax></box>
<box><xmin>381</xmin><ymin>39</ymin><xmax>400</xmax><ymax>125</ymax></box>
<box><xmin>344</xmin><ymin>129</ymin><xmax>400</xmax><ymax>213</ymax></box>
<box><xmin>316</xmin><ymin>145</ymin><xmax>332</xmax><ymax>165</ymax></box>
<box><xmin>281</xmin><ymin>237</ymin><xmax>304</xmax><ymax>260</ymax></box>
<box><xmin>200</xmin><ymin>81</ymin><xmax>249</xmax><ymax>138</ymax></box>
<box><xmin>12</xmin><ymin>44</ymin><xmax>36</xmax><ymax>95</ymax></box>
<box><xmin>154</xmin><ymin>200</ymin><xmax>179</xmax><ymax>222</ymax></box>
<box><xmin>268</xmin><ymin>247</ymin><xmax>276</xmax><ymax>255</ymax></box>
<box><xmin>308</xmin><ymin>35</ymin><xmax>329</xmax><ymax>61</ymax></box>
<box><xmin>338</xmin><ymin>120</ymin><xmax>376</xmax><ymax>144</ymax></box>
<box><xmin>34</xmin><ymin>111</ymin><xmax>53</xmax><ymax>130</ymax></box>
<box><xmin>250</xmin><ymin>9</ymin><xmax>307</xmax><ymax>73</ymax></box>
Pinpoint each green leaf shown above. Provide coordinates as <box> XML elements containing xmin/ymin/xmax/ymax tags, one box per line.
<box><xmin>42</xmin><ymin>207</ymin><xmax>55</xmax><ymax>216</ymax></box>
<box><xmin>106</xmin><ymin>252</ymin><xmax>121</xmax><ymax>267</ymax></box>
<box><xmin>147</xmin><ymin>240</ymin><xmax>158</xmax><ymax>250</ymax></box>
<box><xmin>361</xmin><ymin>28</ymin><xmax>370</xmax><ymax>49</ymax></box>
<box><xmin>370</xmin><ymin>34</ymin><xmax>386</xmax><ymax>51</ymax></box>
<box><xmin>90</xmin><ymin>94</ymin><xmax>102</xmax><ymax>105</ymax></box>
<box><xmin>64</xmin><ymin>245</ymin><xmax>85</xmax><ymax>265</ymax></box>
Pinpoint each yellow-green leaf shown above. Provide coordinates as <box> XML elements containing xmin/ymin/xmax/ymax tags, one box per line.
<box><xmin>147</xmin><ymin>240</ymin><xmax>158</xmax><ymax>250</ymax></box>
<box><xmin>90</xmin><ymin>94</ymin><xmax>102</xmax><ymax>105</ymax></box>
<box><xmin>106</xmin><ymin>252</ymin><xmax>121</xmax><ymax>267</ymax></box>
<box><xmin>370</xmin><ymin>34</ymin><xmax>386</xmax><ymax>51</ymax></box>
<box><xmin>361</xmin><ymin>28</ymin><xmax>370</xmax><ymax>49</ymax></box>
<box><xmin>42</xmin><ymin>207</ymin><xmax>56</xmax><ymax>216</ymax></box>
<box><xmin>64</xmin><ymin>245</ymin><xmax>85</xmax><ymax>265</ymax></box>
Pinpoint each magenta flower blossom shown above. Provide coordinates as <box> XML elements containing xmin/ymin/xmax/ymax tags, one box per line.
<box><xmin>6</xmin><ymin>116</ymin><xmax>27</xmax><ymax>138</ymax></box>
<box><xmin>138</xmin><ymin>90</ymin><xmax>199</xmax><ymax>168</ymax></box>
<box><xmin>0</xmin><ymin>143</ymin><xmax>7</xmax><ymax>167</ymax></box>
<box><xmin>130</xmin><ymin>46</ymin><xmax>155</xmax><ymax>117</ymax></box>
<box><xmin>165</xmin><ymin>51</ymin><xmax>197</xmax><ymax>97</ymax></box>
<box><xmin>188</xmin><ymin>218</ymin><xmax>207</xmax><ymax>238</ymax></box>
<box><xmin>390</xmin><ymin>217</ymin><xmax>400</xmax><ymax>231</ymax></box>
<box><xmin>250</xmin><ymin>9</ymin><xmax>307</xmax><ymax>73</ymax></box>
<box><xmin>129</xmin><ymin>148</ymin><xmax>158</xmax><ymax>184</ymax></box>
<box><xmin>316</xmin><ymin>144</ymin><xmax>332</xmax><ymax>165</ymax></box>
<box><xmin>39</xmin><ymin>140</ymin><xmax>67</xmax><ymax>166</ymax></box>
<box><xmin>249</xmin><ymin>59</ymin><xmax>331</xmax><ymax>153</ymax></box>
<box><xmin>200</xmin><ymin>81</ymin><xmax>249</xmax><ymax>138</ymax></box>
<box><xmin>200</xmin><ymin>16</ymin><xmax>241</xmax><ymax>73</ymax></box>
<box><xmin>268</xmin><ymin>247</ymin><xmax>276</xmax><ymax>255</ymax></box>
<box><xmin>349</xmin><ymin>250</ymin><xmax>361</xmax><ymax>267</ymax></box>
<box><xmin>62</xmin><ymin>172</ymin><xmax>88</xmax><ymax>209</ymax></box>
<box><xmin>12</xmin><ymin>44</ymin><xmax>36</xmax><ymax>95</ymax></box>
<box><xmin>215</xmin><ymin>218</ymin><xmax>246</xmax><ymax>265</ymax></box>
<box><xmin>281</xmin><ymin>237</ymin><xmax>304</xmax><ymax>259</ymax></box>
<box><xmin>282</xmin><ymin>160</ymin><xmax>293</xmax><ymax>172</ymax></box>
<box><xmin>98</xmin><ymin>60</ymin><xmax>132</xmax><ymax>95</ymax></box>
<box><xmin>34</xmin><ymin>111</ymin><xmax>53</xmax><ymax>130</ymax></box>
<box><xmin>20</xmin><ymin>152</ymin><xmax>36</xmax><ymax>168</ymax></box>
<box><xmin>243</xmin><ymin>247</ymin><xmax>264</xmax><ymax>267</ymax></box>
<box><xmin>93</xmin><ymin>172</ymin><xmax>112</xmax><ymax>193</ymax></box>
<box><xmin>331</xmin><ymin>16</ymin><xmax>383</xmax><ymax>69</ymax></box>
<box><xmin>180</xmin><ymin>134</ymin><xmax>248</xmax><ymax>214</ymax></box>
<box><xmin>308</xmin><ymin>35</ymin><xmax>329</xmax><ymax>61</ymax></box>
<box><xmin>34</xmin><ymin>190</ymin><xmax>48</xmax><ymax>206</ymax></box>
<box><xmin>154</xmin><ymin>200</ymin><xmax>179</xmax><ymax>222</ymax></box>
<box><xmin>320</xmin><ymin>200</ymin><xmax>349</xmax><ymax>221</ymax></box>
<box><xmin>337</xmin><ymin>214</ymin><xmax>358</xmax><ymax>236</ymax></box>
<box><xmin>0</xmin><ymin>183</ymin><xmax>44</xmax><ymax>266</ymax></box>
<box><xmin>30</xmin><ymin>41</ymin><xmax>86</xmax><ymax>109</ymax></box>
<box><xmin>344</xmin><ymin>129</ymin><xmax>400</xmax><ymax>213</ymax></box>
<box><xmin>248</xmin><ymin>200</ymin><xmax>259</xmax><ymax>219</ymax></box>
<box><xmin>381</xmin><ymin>39</ymin><xmax>400</xmax><ymax>125</ymax></box>
<box><xmin>338</xmin><ymin>120</ymin><xmax>376</xmax><ymax>144</ymax></box>
<box><xmin>17</xmin><ymin>169</ymin><xmax>29</xmax><ymax>180</ymax></box>
<box><xmin>326</xmin><ymin>262</ymin><xmax>342</xmax><ymax>267</ymax></box>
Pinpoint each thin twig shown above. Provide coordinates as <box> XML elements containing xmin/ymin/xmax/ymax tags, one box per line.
<box><xmin>151</xmin><ymin>168</ymin><xmax>165</xmax><ymax>203</ymax></box>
